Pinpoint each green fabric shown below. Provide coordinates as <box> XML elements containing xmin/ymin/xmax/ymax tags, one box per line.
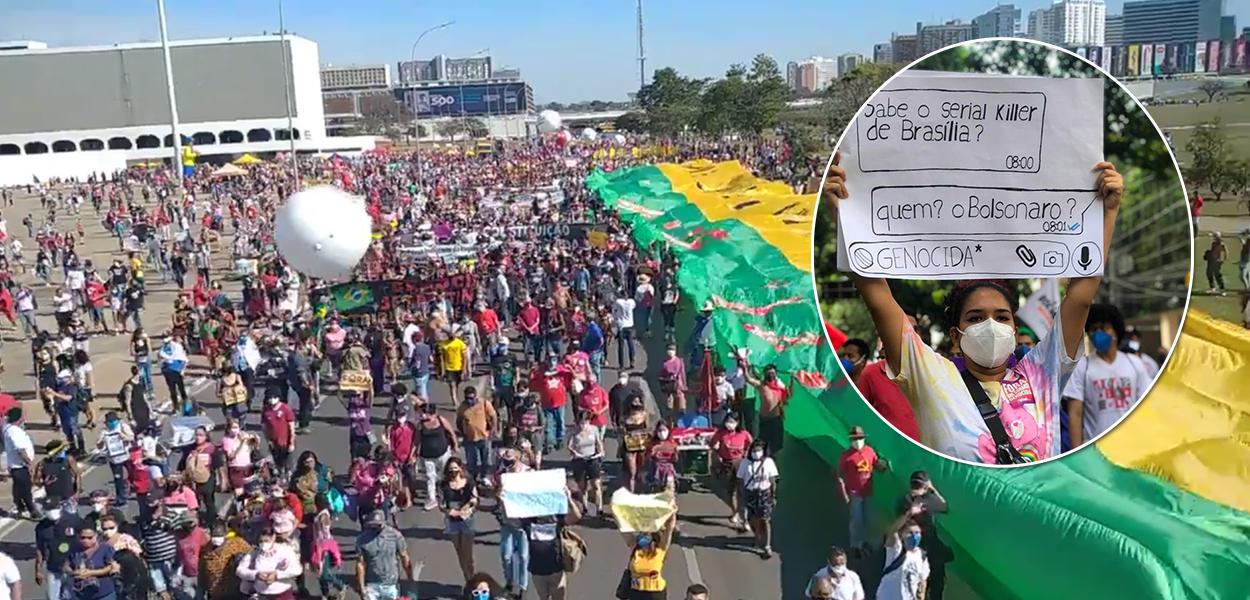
<box><xmin>331</xmin><ymin>282</ymin><xmax>375</xmax><ymax>313</ymax></box>
<box><xmin>587</xmin><ymin>165</ymin><xmax>1250</xmax><ymax>600</ymax></box>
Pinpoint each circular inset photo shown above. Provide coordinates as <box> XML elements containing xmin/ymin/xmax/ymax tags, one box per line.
<box><xmin>814</xmin><ymin>38</ymin><xmax>1192</xmax><ymax>467</ymax></box>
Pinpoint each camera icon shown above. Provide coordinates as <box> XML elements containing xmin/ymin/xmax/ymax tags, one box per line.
<box><xmin>1043</xmin><ymin>251</ymin><xmax>1063</xmax><ymax>268</ymax></box>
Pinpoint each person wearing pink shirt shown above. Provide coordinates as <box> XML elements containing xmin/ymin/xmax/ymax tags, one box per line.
<box><xmin>658</xmin><ymin>343</ymin><xmax>687</xmax><ymax>422</ymax></box>
<box><xmin>235</xmin><ymin>528</ymin><xmax>303</xmax><ymax>599</ymax></box>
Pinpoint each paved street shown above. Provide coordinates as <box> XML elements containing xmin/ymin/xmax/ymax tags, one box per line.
<box><xmin>0</xmin><ymin>186</ymin><xmax>799</xmax><ymax>599</ymax></box>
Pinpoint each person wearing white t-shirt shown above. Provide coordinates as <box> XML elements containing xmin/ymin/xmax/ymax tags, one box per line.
<box><xmin>805</xmin><ymin>546</ymin><xmax>865</xmax><ymax>600</ymax></box>
<box><xmin>2</xmin><ymin>407</ymin><xmax>41</xmax><ymax>519</ymax></box>
<box><xmin>0</xmin><ymin>551</ymin><xmax>19</xmax><ymax>600</ymax></box>
<box><xmin>736</xmin><ymin>441</ymin><xmax>779</xmax><ymax>558</ymax></box>
<box><xmin>1062</xmin><ymin>305</ymin><xmax>1151</xmax><ymax>447</ymax></box>
<box><xmin>876</xmin><ymin>506</ymin><xmax>930</xmax><ymax>600</ymax></box>
<box><xmin>613</xmin><ymin>294</ymin><xmax>637</xmax><ymax>370</ymax></box>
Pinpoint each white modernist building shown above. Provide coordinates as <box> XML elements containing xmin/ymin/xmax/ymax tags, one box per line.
<box><xmin>0</xmin><ymin>35</ymin><xmax>374</xmax><ymax>185</ymax></box>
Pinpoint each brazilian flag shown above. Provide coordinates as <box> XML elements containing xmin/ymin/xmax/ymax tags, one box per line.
<box><xmin>586</xmin><ymin>160</ymin><xmax>1250</xmax><ymax>600</ymax></box>
<box><xmin>332</xmin><ymin>283</ymin><xmax>375</xmax><ymax>314</ymax></box>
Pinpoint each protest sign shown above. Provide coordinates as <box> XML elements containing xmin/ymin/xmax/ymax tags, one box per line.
<box><xmin>836</xmin><ymin>73</ymin><xmax>1104</xmax><ymax>279</ymax></box>
<box><xmin>481</xmin><ymin>222</ymin><xmax>607</xmax><ymax>241</ymax></box>
<box><xmin>609</xmin><ymin>488</ymin><xmax>677</xmax><ymax>533</ymax></box>
<box><xmin>318</xmin><ymin>272</ymin><xmax>476</xmax><ymax>315</ymax></box>
<box><xmin>1018</xmin><ymin>278</ymin><xmax>1061</xmax><ymax>335</ymax></box>
<box><xmin>501</xmin><ymin>469</ymin><xmax>568</xmax><ymax>519</ymax></box>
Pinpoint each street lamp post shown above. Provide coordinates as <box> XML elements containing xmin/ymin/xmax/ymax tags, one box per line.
<box><xmin>409</xmin><ymin>21</ymin><xmax>454</xmax><ymax>193</ymax></box>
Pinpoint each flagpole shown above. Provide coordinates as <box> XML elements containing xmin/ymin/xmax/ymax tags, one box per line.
<box><xmin>278</xmin><ymin>0</ymin><xmax>299</xmax><ymax>192</ymax></box>
<box><xmin>156</xmin><ymin>0</ymin><xmax>183</xmax><ymax>181</ymax></box>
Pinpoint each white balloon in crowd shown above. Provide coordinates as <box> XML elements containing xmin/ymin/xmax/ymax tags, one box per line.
<box><xmin>538</xmin><ymin>109</ymin><xmax>562</xmax><ymax>133</ymax></box>
<box><xmin>275</xmin><ymin>185</ymin><xmax>373</xmax><ymax>280</ymax></box>
<box><xmin>612</xmin><ymin>133</ymin><xmax>628</xmax><ymax>146</ymax></box>
<box><xmin>581</xmin><ymin>127</ymin><xmax>598</xmax><ymax>141</ymax></box>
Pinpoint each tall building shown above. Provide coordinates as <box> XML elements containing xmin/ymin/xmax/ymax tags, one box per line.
<box><xmin>891</xmin><ymin>32</ymin><xmax>921</xmax><ymax>64</ymax></box>
<box><xmin>786</xmin><ymin>61</ymin><xmax>799</xmax><ymax>91</ymax></box>
<box><xmin>1105</xmin><ymin>14</ymin><xmax>1124</xmax><ymax>45</ymax></box>
<box><xmin>920</xmin><ymin>20</ymin><xmax>978</xmax><ymax>54</ymax></box>
<box><xmin>1221</xmin><ymin>15</ymin><xmax>1237</xmax><ymax>41</ymax></box>
<box><xmin>1028</xmin><ymin>6</ymin><xmax>1063</xmax><ymax>45</ymax></box>
<box><xmin>1027</xmin><ymin>0</ymin><xmax>1105</xmax><ymax>47</ymax></box>
<box><xmin>793</xmin><ymin>56</ymin><xmax>838</xmax><ymax>93</ymax></box>
<box><xmin>1122</xmin><ymin>0</ymin><xmax>1224</xmax><ymax>44</ymax></box>
<box><xmin>873</xmin><ymin>42</ymin><xmax>894</xmax><ymax>63</ymax></box>
<box><xmin>837</xmin><ymin>53</ymin><xmax>865</xmax><ymax>76</ymax></box>
<box><xmin>397</xmin><ymin>54</ymin><xmax>493</xmax><ymax>85</ymax></box>
<box><xmin>975</xmin><ymin>4</ymin><xmax>1023</xmax><ymax>38</ymax></box>
<box><xmin>0</xmin><ymin>34</ymin><xmax>350</xmax><ymax>184</ymax></box>
<box><xmin>1060</xmin><ymin>0</ymin><xmax>1106</xmax><ymax>46</ymax></box>
<box><xmin>320</xmin><ymin>64</ymin><xmax>390</xmax><ymax>92</ymax></box>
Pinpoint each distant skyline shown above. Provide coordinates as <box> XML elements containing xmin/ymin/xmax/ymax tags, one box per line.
<box><xmin>2</xmin><ymin>0</ymin><xmax>1248</xmax><ymax>102</ymax></box>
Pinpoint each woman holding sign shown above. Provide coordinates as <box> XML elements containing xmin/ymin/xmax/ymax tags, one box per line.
<box><xmin>824</xmin><ymin>150</ymin><xmax>1124</xmax><ymax>465</ymax></box>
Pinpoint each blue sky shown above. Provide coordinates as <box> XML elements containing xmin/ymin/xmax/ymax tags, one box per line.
<box><xmin>2</xmin><ymin>0</ymin><xmax>1247</xmax><ymax>102</ymax></box>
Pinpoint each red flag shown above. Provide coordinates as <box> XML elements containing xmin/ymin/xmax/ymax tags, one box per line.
<box><xmin>697</xmin><ymin>346</ymin><xmax>716</xmax><ymax>413</ymax></box>
<box><xmin>824</xmin><ymin>322</ymin><xmax>847</xmax><ymax>351</ymax></box>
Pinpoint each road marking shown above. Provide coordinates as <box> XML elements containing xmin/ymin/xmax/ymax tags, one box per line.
<box><xmin>682</xmin><ymin>545</ymin><xmax>704</xmax><ymax>585</ymax></box>
<box><xmin>0</xmin><ymin>376</ymin><xmax>210</xmax><ymax>540</ymax></box>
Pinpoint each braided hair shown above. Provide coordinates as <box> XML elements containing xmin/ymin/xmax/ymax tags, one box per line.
<box><xmin>942</xmin><ymin>280</ymin><xmax>1018</xmax><ymax>331</ymax></box>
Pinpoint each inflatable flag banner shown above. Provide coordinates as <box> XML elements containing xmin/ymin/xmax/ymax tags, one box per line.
<box><xmin>586</xmin><ymin>160</ymin><xmax>1250</xmax><ymax>600</ymax></box>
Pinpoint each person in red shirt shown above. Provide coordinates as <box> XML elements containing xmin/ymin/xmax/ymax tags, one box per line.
<box><xmin>261</xmin><ymin>392</ymin><xmax>296</xmax><ymax>475</ymax></box>
<box><xmin>516</xmin><ymin>298</ymin><xmax>543</xmax><ymax>363</ymax></box>
<box><xmin>576</xmin><ymin>380</ymin><xmax>610</xmax><ymax>436</ymax></box>
<box><xmin>854</xmin><ymin>316</ymin><xmax>924</xmax><ymax>442</ymax></box>
<box><xmin>385</xmin><ymin>411</ymin><xmax>418</xmax><ymax>504</ymax></box>
<box><xmin>1190</xmin><ymin>192</ymin><xmax>1203</xmax><ymax>238</ymax></box>
<box><xmin>838</xmin><ymin>425</ymin><xmax>889</xmax><ymax>558</ymax></box>
<box><xmin>530</xmin><ymin>359</ymin><xmax>570</xmax><ymax>454</ymax></box>
<box><xmin>710</xmin><ymin>413</ymin><xmax>753</xmax><ymax>529</ymax></box>
<box><xmin>473</xmin><ymin>301</ymin><xmax>500</xmax><ymax>348</ymax></box>
<box><xmin>85</xmin><ymin>278</ymin><xmax>108</xmax><ymax>334</ymax></box>
<box><xmin>261</xmin><ymin>482</ymin><xmax>305</xmax><ymax>523</ymax></box>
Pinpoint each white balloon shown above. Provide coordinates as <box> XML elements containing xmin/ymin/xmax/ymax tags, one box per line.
<box><xmin>612</xmin><ymin>133</ymin><xmax>627</xmax><ymax>146</ymax></box>
<box><xmin>538</xmin><ymin>109</ymin><xmax>562</xmax><ymax>134</ymax></box>
<box><xmin>580</xmin><ymin>127</ymin><xmax>598</xmax><ymax>141</ymax></box>
<box><xmin>275</xmin><ymin>186</ymin><xmax>373</xmax><ymax>280</ymax></box>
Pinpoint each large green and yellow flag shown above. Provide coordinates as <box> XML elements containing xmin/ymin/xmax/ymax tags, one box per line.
<box><xmin>587</xmin><ymin>160</ymin><xmax>1250</xmax><ymax>600</ymax></box>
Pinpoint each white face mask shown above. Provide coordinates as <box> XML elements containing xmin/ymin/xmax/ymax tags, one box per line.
<box><xmin>832</xmin><ymin>564</ymin><xmax>847</xmax><ymax>576</ymax></box>
<box><xmin>260</xmin><ymin>542</ymin><xmax>276</xmax><ymax>553</ymax></box>
<box><xmin>47</xmin><ymin>508</ymin><xmax>62</xmax><ymax>521</ymax></box>
<box><xmin>656</xmin><ymin>430</ymin><xmax>669</xmax><ymax>440</ymax></box>
<box><xmin>211</xmin><ymin>536</ymin><xmax>226</xmax><ymax>547</ymax></box>
<box><xmin>851</xmin><ymin>439</ymin><xmax>865</xmax><ymax>450</ymax></box>
<box><xmin>958</xmin><ymin>319</ymin><xmax>1017</xmax><ymax>369</ymax></box>
<box><xmin>750</xmin><ymin>450</ymin><xmax>764</xmax><ymax>461</ymax></box>
<box><xmin>93</xmin><ymin>502</ymin><xmax>107</xmax><ymax>513</ymax></box>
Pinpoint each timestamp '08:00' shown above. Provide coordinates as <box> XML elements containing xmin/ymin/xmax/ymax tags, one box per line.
<box><xmin>1004</xmin><ymin>155</ymin><xmax>1037</xmax><ymax>170</ymax></box>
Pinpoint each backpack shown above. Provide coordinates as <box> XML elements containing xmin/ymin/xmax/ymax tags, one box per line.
<box><xmin>560</xmin><ymin>526</ymin><xmax>588</xmax><ymax>573</ymax></box>
<box><xmin>327</xmin><ymin>485</ymin><xmax>348</xmax><ymax>516</ymax></box>
<box><xmin>185</xmin><ymin>450</ymin><xmax>212</xmax><ymax>485</ymax></box>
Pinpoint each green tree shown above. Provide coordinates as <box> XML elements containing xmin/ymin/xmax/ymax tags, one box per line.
<box><xmin>740</xmin><ymin>54</ymin><xmax>790</xmax><ymax>134</ymax></box>
<box><xmin>1186</xmin><ymin>119</ymin><xmax>1232</xmax><ymax>197</ymax></box>
<box><xmin>823</xmin><ymin>62</ymin><xmax>898</xmax><ymax>136</ymax></box>
<box><xmin>698</xmin><ymin>65</ymin><xmax>748</xmax><ymax>134</ymax></box>
<box><xmin>1199</xmin><ymin>78</ymin><xmax>1227</xmax><ymax>102</ymax></box>
<box><xmin>615</xmin><ymin>111</ymin><xmax>649</xmax><ymax>132</ymax></box>
<box><xmin>637</xmin><ymin>67</ymin><xmax>706</xmax><ymax>134</ymax></box>
<box><xmin>464</xmin><ymin>118</ymin><xmax>489</xmax><ymax>138</ymax></box>
<box><xmin>437</xmin><ymin>119</ymin><xmax>468</xmax><ymax>140</ymax></box>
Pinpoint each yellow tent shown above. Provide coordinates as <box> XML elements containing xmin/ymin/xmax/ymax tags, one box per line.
<box><xmin>211</xmin><ymin>163</ymin><xmax>247</xmax><ymax>178</ymax></box>
<box><xmin>233</xmin><ymin>154</ymin><xmax>262</xmax><ymax>165</ymax></box>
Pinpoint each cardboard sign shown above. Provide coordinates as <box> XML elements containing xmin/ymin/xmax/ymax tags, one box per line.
<box><xmin>837</xmin><ymin>73</ymin><xmax>1104</xmax><ymax>279</ymax></box>
<box><xmin>501</xmin><ymin>469</ymin><xmax>568</xmax><ymax>518</ymax></box>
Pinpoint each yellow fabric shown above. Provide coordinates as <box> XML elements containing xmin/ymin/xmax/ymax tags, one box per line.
<box><xmin>1096</xmin><ymin>310</ymin><xmax>1250</xmax><ymax>513</ymax></box>
<box><xmin>609</xmin><ymin>488</ymin><xmax>676</xmax><ymax>533</ymax></box>
<box><xmin>629</xmin><ymin>547</ymin><xmax>668</xmax><ymax>592</ymax></box>
<box><xmin>442</xmin><ymin>339</ymin><xmax>467</xmax><ymax>372</ymax></box>
<box><xmin>233</xmin><ymin>154</ymin><xmax>261</xmax><ymax>165</ymax></box>
<box><xmin>657</xmin><ymin>161</ymin><xmax>816</xmax><ymax>273</ymax></box>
